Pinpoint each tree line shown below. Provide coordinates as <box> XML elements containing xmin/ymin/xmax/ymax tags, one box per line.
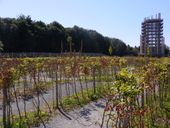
<box><xmin>0</xmin><ymin>15</ymin><xmax>138</xmax><ymax>56</ymax></box>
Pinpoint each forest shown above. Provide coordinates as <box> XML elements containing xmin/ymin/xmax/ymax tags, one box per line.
<box><xmin>0</xmin><ymin>15</ymin><xmax>138</xmax><ymax>56</ymax></box>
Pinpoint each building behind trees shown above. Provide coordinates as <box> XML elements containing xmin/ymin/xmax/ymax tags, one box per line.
<box><xmin>140</xmin><ymin>13</ymin><xmax>165</xmax><ymax>57</ymax></box>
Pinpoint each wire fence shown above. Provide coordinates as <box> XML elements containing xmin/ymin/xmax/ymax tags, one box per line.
<box><xmin>0</xmin><ymin>52</ymin><xmax>105</xmax><ymax>58</ymax></box>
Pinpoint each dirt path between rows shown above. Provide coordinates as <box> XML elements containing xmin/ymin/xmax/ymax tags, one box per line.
<box><xmin>0</xmin><ymin>82</ymin><xmax>94</xmax><ymax>117</ymax></box>
<box><xmin>38</xmin><ymin>99</ymin><xmax>111</xmax><ymax>128</ymax></box>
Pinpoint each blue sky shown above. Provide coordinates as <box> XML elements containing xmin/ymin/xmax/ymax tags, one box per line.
<box><xmin>0</xmin><ymin>0</ymin><xmax>170</xmax><ymax>47</ymax></box>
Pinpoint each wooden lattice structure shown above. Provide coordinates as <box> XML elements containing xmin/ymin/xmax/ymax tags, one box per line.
<box><xmin>140</xmin><ymin>13</ymin><xmax>165</xmax><ymax>57</ymax></box>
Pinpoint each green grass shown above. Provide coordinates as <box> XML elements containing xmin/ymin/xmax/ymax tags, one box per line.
<box><xmin>0</xmin><ymin>111</ymin><xmax>51</xmax><ymax>128</ymax></box>
<box><xmin>62</xmin><ymin>83</ymin><xmax>109</xmax><ymax>111</ymax></box>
